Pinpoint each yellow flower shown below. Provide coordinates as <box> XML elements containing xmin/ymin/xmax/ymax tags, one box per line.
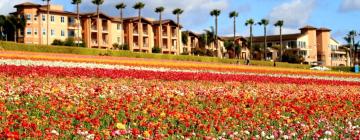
<box><xmin>160</xmin><ymin>112</ymin><xmax>166</xmax><ymax>118</ymax></box>
<box><xmin>143</xmin><ymin>130</ymin><xmax>151</xmax><ymax>138</ymax></box>
<box><xmin>116</xmin><ymin>123</ymin><xmax>126</xmax><ymax>130</ymax></box>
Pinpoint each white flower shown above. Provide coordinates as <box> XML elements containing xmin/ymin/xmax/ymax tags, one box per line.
<box><xmin>261</xmin><ymin>131</ymin><xmax>266</xmax><ymax>137</ymax></box>
<box><xmin>51</xmin><ymin>130</ymin><xmax>59</xmax><ymax>136</ymax></box>
<box><xmin>282</xmin><ymin>135</ymin><xmax>289</xmax><ymax>140</ymax></box>
<box><xmin>244</xmin><ymin>130</ymin><xmax>250</xmax><ymax>135</ymax></box>
<box><xmin>86</xmin><ymin>134</ymin><xmax>95</xmax><ymax>140</ymax></box>
<box><xmin>324</xmin><ymin>130</ymin><xmax>332</xmax><ymax>136</ymax></box>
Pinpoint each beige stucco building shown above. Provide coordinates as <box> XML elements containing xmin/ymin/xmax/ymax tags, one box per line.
<box><xmin>13</xmin><ymin>2</ymin><xmax>82</xmax><ymax>45</ymax></box>
<box><xmin>245</xmin><ymin>26</ymin><xmax>349</xmax><ymax>66</ymax></box>
<box><xmin>12</xmin><ymin>2</ymin><xmax>182</xmax><ymax>54</ymax></box>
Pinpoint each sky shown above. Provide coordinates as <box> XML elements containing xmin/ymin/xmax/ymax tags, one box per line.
<box><xmin>1</xmin><ymin>0</ymin><xmax>360</xmax><ymax>44</ymax></box>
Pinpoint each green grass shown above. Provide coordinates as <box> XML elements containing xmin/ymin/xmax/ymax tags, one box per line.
<box><xmin>0</xmin><ymin>41</ymin><xmax>311</xmax><ymax>69</ymax></box>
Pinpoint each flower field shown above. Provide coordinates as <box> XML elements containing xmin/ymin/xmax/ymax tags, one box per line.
<box><xmin>1</xmin><ymin>51</ymin><xmax>360</xmax><ymax>139</ymax></box>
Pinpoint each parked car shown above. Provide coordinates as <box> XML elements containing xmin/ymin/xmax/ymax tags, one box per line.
<box><xmin>310</xmin><ymin>66</ymin><xmax>331</xmax><ymax>71</ymax></box>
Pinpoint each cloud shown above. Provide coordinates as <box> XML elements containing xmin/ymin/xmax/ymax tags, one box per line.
<box><xmin>339</xmin><ymin>0</ymin><xmax>360</xmax><ymax>12</ymax></box>
<box><xmin>268</xmin><ymin>0</ymin><xmax>316</xmax><ymax>34</ymax></box>
<box><xmin>0</xmin><ymin>0</ymin><xmax>28</xmax><ymax>15</ymax></box>
<box><xmin>80</xmin><ymin>0</ymin><xmax>229</xmax><ymax>30</ymax></box>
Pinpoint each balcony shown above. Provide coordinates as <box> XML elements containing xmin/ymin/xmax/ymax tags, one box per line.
<box><xmin>91</xmin><ymin>26</ymin><xmax>97</xmax><ymax>32</ymax></box>
<box><xmin>91</xmin><ymin>40</ymin><xmax>98</xmax><ymax>46</ymax></box>
<box><xmin>102</xmin><ymin>26</ymin><xmax>108</xmax><ymax>33</ymax></box>
<box><xmin>143</xmin><ymin>30</ymin><xmax>148</xmax><ymax>36</ymax></box>
<box><xmin>133</xmin><ymin>43</ymin><xmax>139</xmax><ymax>49</ymax></box>
<box><xmin>133</xmin><ymin>30</ymin><xmax>139</xmax><ymax>35</ymax></box>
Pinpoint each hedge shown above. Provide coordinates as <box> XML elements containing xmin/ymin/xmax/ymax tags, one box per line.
<box><xmin>0</xmin><ymin>41</ymin><xmax>311</xmax><ymax>69</ymax></box>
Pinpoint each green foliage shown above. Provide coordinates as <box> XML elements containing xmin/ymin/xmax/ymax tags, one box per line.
<box><xmin>152</xmin><ymin>46</ymin><xmax>161</xmax><ymax>53</ymax></box>
<box><xmin>52</xmin><ymin>39</ymin><xmax>64</xmax><ymax>46</ymax></box>
<box><xmin>52</xmin><ymin>38</ymin><xmax>76</xmax><ymax>47</ymax></box>
<box><xmin>64</xmin><ymin>38</ymin><xmax>75</xmax><ymax>46</ymax></box>
<box><xmin>331</xmin><ymin>66</ymin><xmax>355</xmax><ymax>72</ymax></box>
<box><xmin>0</xmin><ymin>41</ymin><xmax>311</xmax><ymax>69</ymax></box>
<box><xmin>113</xmin><ymin>43</ymin><xmax>129</xmax><ymax>50</ymax></box>
<box><xmin>181</xmin><ymin>32</ymin><xmax>189</xmax><ymax>45</ymax></box>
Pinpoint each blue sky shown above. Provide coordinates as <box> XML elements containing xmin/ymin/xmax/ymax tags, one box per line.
<box><xmin>1</xmin><ymin>0</ymin><xmax>360</xmax><ymax>44</ymax></box>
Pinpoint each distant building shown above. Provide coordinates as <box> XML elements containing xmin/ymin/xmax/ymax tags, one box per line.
<box><xmin>11</xmin><ymin>2</ymin><xmax>183</xmax><ymax>55</ymax></box>
<box><xmin>229</xmin><ymin>26</ymin><xmax>349</xmax><ymax>66</ymax></box>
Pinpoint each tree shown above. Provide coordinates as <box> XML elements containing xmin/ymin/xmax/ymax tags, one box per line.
<box><xmin>92</xmin><ymin>0</ymin><xmax>104</xmax><ymax>48</ymax></box>
<box><xmin>116</xmin><ymin>3</ymin><xmax>126</xmax><ymax>20</ymax></box>
<box><xmin>210</xmin><ymin>9</ymin><xmax>221</xmax><ymax>58</ymax></box>
<box><xmin>71</xmin><ymin>0</ymin><xmax>82</xmax><ymax>47</ymax></box>
<box><xmin>172</xmin><ymin>8</ymin><xmax>184</xmax><ymax>54</ymax></box>
<box><xmin>7</xmin><ymin>15</ymin><xmax>26</xmax><ymax>42</ymax></box>
<box><xmin>274</xmin><ymin>20</ymin><xmax>284</xmax><ymax>61</ymax></box>
<box><xmin>155</xmin><ymin>6</ymin><xmax>164</xmax><ymax>49</ymax></box>
<box><xmin>258</xmin><ymin>19</ymin><xmax>269</xmax><ymax>60</ymax></box>
<box><xmin>43</xmin><ymin>0</ymin><xmax>51</xmax><ymax>45</ymax></box>
<box><xmin>115</xmin><ymin>2</ymin><xmax>126</xmax><ymax>48</ymax></box>
<box><xmin>229</xmin><ymin>11</ymin><xmax>238</xmax><ymax>44</ymax></box>
<box><xmin>245</xmin><ymin>19</ymin><xmax>254</xmax><ymax>59</ymax></box>
<box><xmin>0</xmin><ymin>15</ymin><xmax>5</xmax><ymax>40</ymax></box>
<box><xmin>133</xmin><ymin>2</ymin><xmax>145</xmax><ymax>23</ymax></box>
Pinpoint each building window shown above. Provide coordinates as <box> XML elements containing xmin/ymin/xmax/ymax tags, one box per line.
<box><xmin>50</xmin><ymin>15</ymin><xmax>55</xmax><ymax>22</ymax></box>
<box><xmin>61</xmin><ymin>17</ymin><xmax>65</xmax><ymax>23</ymax></box>
<box><xmin>61</xmin><ymin>30</ymin><xmax>65</xmax><ymax>37</ymax></box>
<box><xmin>34</xmin><ymin>16</ymin><xmax>37</xmax><ymax>21</ymax></box>
<box><xmin>68</xmin><ymin>30</ymin><xmax>75</xmax><ymax>37</ymax></box>
<box><xmin>117</xmin><ymin>24</ymin><xmax>121</xmax><ymax>30</ymax></box>
<box><xmin>34</xmin><ymin>29</ymin><xmax>38</xmax><ymax>35</ymax></box>
<box><xmin>299</xmin><ymin>50</ymin><xmax>307</xmax><ymax>56</ymax></box>
<box><xmin>42</xmin><ymin>15</ymin><xmax>46</xmax><ymax>21</ymax></box>
<box><xmin>42</xmin><ymin>28</ymin><xmax>46</xmax><ymax>35</ymax></box>
<box><xmin>26</xmin><ymin>14</ymin><xmax>31</xmax><ymax>21</ymax></box>
<box><xmin>26</xmin><ymin>28</ymin><xmax>32</xmax><ymax>35</ymax></box>
<box><xmin>51</xmin><ymin>29</ymin><xmax>55</xmax><ymax>36</ymax></box>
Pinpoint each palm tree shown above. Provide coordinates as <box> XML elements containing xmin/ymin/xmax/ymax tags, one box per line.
<box><xmin>71</xmin><ymin>0</ymin><xmax>81</xmax><ymax>47</ymax></box>
<box><xmin>347</xmin><ymin>30</ymin><xmax>357</xmax><ymax>66</ymax></box>
<box><xmin>133</xmin><ymin>2</ymin><xmax>145</xmax><ymax>23</ymax></box>
<box><xmin>210</xmin><ymin>9</ymin><xmax>221</xmax><ymax>57</ymax></box>
<box><xmin>274</xmin><ymin>20</ymin><xmax>284</xmax><ymax>61</ymax></box>
<box><xmin>0</xmin><ymin>15</ymin><xmax>5</xmax><ymax>40</ymax></box>
<box><xmin>42</xmin><ymin>0</ymin><xmax>51</xmax><ymax>45</ymax></box>
<box><xmin>229</xmin><ymin>11</ymin><xmax>238</xmax><ymax>44</ymax></box>
<box><xmin>92</xmin><ymin>0</ymin><xmax>104</xmax><ymax>48</ymax></box>
<box><xmin>245</xmin><ymin>19</ymin><xmax>254</xmax><ymax>59</ymax></box>
<box><xmin>155</xmin><ymin>6</ymin><xmax>164</xmax><ymax>49</ymax></box>
<box><xmin>258</xmin><ymin>19</ymin><xmax>269</xmax><ymax>60</ymax></box>
<box><xmin>116</xmin><ymin>3</ymin><xmax>126</xmax><ymax>20</ymax></box>
<box><xmin>172</xmin><ymin>8</ymin><xmax>184</xmax><ymax>54</ymax></box>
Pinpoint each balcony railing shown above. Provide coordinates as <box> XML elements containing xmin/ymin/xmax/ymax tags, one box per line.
<box><xmin>133</xmin><ymin>30</ymin><xmax>139</xmax><ymax>35</ymax></box>
<box><xmin>162</xmin><ymin>32</ymin><xmax>168</xmax><ymax>37</ymax></box>
<box><xmin>143</xmin><ymin>30</ymin><xmax>148</xmax><ymax>35</ymax></box>
<box><xmin>91</xmin><ymin>26</ymin><xmax>97</xmax><ymax>31</ymax></box>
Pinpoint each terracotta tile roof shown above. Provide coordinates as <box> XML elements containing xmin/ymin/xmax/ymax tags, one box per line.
<box><xmin>14</xmin><ymin>2</ymin><xmax>41</xmax><ymax>8</ymax></box>
<box><xmin>152</xmin><ymin>19</ymin><xmax>182</xmax><ymax>28</ymax></box>
<box><xmin>249</xmin><ymin>33</ymin><xmax>303</xmax><ymax>42</ymax></box>
<box><xmin>317</xmin><ymin>27</ymin><xmax>331</xmax><ymax>32</ymax></box>
<box><xmin>300</xmin><ymin>25</ymin><xmax>317</xmax><ymax>30</ymax></box>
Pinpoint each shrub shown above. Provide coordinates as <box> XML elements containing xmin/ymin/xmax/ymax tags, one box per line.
<box><xmin>152</xmin><ymin>46</ymin><xmax>161</xmax><ymax>53</ymax></box>
<box><xmin>121</xmin><ymin>44</ymin><xmax>129</xmax><ymax>50</ymax></box>
<box><xmin>64</xmin><ymin>38</ymin><xmax>75</xmax><ymax>46</ymax></box>
<box><xmin>52</xmin><ymin>39</ymin><xmax>64</xmax><ymax>46</ymax></box>
<box><xmin>331</xmin><ymin>66</ymin><xmax>354</xmax><ymax>72</ymax></box>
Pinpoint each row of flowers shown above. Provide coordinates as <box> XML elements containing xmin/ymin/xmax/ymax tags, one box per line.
<box><xmin>0</xmin><ymin>64</ymin><xmax>360</xmax><ymax>86</ymax></box>
<box><xmin>0</xmin><ymin>51</ymin><xmax>359</xmax><ymax>78</ymax></box>
<box><xmin>1</xmin><ymin>75</ymin><xmax>360</xmax><ymax>139</ymax></box>
<box><xmin>1</xmin><ymin>58</ymin><xmax>360</xmax><ymax>83</ymax></box>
